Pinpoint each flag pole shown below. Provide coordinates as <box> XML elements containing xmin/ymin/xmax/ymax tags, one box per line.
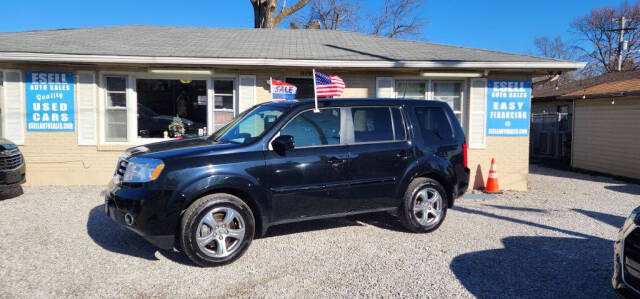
<box><xmin>269</xmin><ymin>77</ymin><xmax>273</xmax><ymax>101</ymax></box>
<box><xmin>312</xmin><ymin>69</ymin><xmax>320</xmax><ymax>113</ymax></box>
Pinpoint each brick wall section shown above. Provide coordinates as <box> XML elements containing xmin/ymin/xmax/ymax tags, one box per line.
<box><xmin>21</xmin><ymin>133</ymin><xmax>121</xmax><ymax>185</ymax></box>
<box><xmin>468</xmin><ymin>137</ymin><xmax>529</xmax><ymax>191</ymax></box>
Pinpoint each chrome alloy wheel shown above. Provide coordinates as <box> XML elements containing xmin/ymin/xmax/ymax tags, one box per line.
<box><xmin>413</xmin><ymin>187</ymin><xmax>443</xmax><ymax>227</ymax></box>
<box><xmin>196</xmin><ymin>207</ymin><xmax>246</xmax><ymax>258</ymax></box>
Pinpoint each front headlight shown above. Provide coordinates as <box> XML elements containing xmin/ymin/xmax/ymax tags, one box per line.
<box><xmin>123</xmin><ymin>157</ymin><xmax>165</xmax><ymax>183</ymax></box>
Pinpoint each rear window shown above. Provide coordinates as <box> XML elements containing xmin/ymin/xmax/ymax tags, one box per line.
<box><xmin>391</xmin><ymin>108</ymin><xmax>406</xmax><ymax>140</ymax></box>
<box><xmin>414</xmin><ymin>107</ymin><xmax>454</xmax><ymax>145</ymax></box>
<box><xmin>351</xmin><ymin>107</ymin><xmax>394</xmax><ymax>143</ymax></box>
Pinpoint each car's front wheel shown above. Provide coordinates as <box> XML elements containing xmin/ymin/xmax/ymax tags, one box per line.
<box><xmin>399</xmin><ymin>177</ymin><xmax>448</xmax><ymax>233</ymax></box>
<box><xmin>180</xmin><ymin>193</ymin><xmax>255</xmax><ymax>267</ymax></box>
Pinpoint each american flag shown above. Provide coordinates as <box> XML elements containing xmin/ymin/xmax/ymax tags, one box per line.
<box><xmin>314</xmin><ymin>71</ymin><xmax>345</xmax><ymax>98</ymax></box>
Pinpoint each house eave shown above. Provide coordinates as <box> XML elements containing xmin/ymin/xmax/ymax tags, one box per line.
<box><xmin>0</xmin><ymin>52</ymin><xmax>587</xmax><ymax>70</ymax></box>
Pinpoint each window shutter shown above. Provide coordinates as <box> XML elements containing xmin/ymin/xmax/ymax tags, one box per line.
<box><xmin>238</xmin><ymin>75</ymin><xmax>256</xmax><ymax>114</ymax></box>
<box><xmin>468</xmin><ymin>78</ymin><xmax>487</xmax><ymax>148</ymax></box>
<box><xmin>77</xmin><ymin>71</ymin><xmax>97</xmax><ymax>145</ymax></box>
<box><xmin>376</xmin><ymin>77</ymin><xmax>394</xmax><ymax>98</ymax></box>
<box><xmin>3</xmin><ymin>70</ymin><xmax>24</xmax><ymax>145</ymax></box>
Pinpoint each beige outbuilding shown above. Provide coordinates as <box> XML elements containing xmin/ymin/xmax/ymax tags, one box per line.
<box><xmin>532</xmin><ymin>71</ymin><xmax>640</xmax><ymax>180</ymax></box>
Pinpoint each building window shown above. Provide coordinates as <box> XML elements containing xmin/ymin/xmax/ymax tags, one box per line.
<box><xmin>213</xmin><ymin>79</ymin><xmax>235</xmax><ymax>131</ymax></box>
<box><xmin>105</xmin><ymin>76</ymin><xmax>128</xmax><ymax>142</ymax></box>
<box><xmin>395</xmin><ymin>80</ymin><xmax>464</xmax><ymax>127</ymax></box>
<box><xmin>285</xmin><ymin>77</ymin><xmax>314</xmax><ymax>99</ymax></box>
<box><xmin>396</xmin><ymin>81</ymin><xmax>426</xmax><ymax>99</ymax></box>
<box><xmin>136</xmin><ymin>79</ymin><xmax>207</xmax><ymax>138</ymax></box>
<box><xmin>432</xmin><ymin>81</ymin><xmax>463</xmax><ymax>124</ymax></box>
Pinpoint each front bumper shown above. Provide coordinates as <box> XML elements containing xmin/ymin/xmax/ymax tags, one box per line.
<box><xmin>103</xmin><ymin>183</ymin><xmax>177</xmax><ymax>250</ymax></box>
<box><xmin>613</xmin><ymin>212</ymin><xmax>640</xmax><ymax>298</ymax></box>
<box><xmin>0</xmin><ymin>163</ymin><xmax>26</xmax><ymax>187</ymax></box>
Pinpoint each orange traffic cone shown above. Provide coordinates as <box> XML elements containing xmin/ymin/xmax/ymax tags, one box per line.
<box><xmin>484</xmin><ymin>158</ymin><xmax>501</xmax><ymax>194</ymax></box>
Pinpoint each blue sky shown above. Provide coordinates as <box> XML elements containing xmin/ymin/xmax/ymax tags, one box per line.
<box><xmin>0</xmin><ymin>0</ymin><xmax>630</xmax><ymax>55</ymax></box>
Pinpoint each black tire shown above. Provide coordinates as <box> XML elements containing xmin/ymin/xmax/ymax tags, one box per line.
<box><xmin>399</xmin><ymin>177</ymin><xmax>448</xmax><ymax>233</ymax></box>
<box><xmin>180</xmin><ymin>193</ymin><xmax>255</xmax><ymax>267</ymax></box>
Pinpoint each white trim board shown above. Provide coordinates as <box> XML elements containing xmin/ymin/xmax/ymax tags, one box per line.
<box><xmin>0</xmin><ymin>52</ymin><xmax>587</xmax><ymax>70</ymax></box>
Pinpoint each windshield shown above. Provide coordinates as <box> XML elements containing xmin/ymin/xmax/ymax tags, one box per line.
<box><xmin>210</xmin><ymin>105</ymin><xmax>288</xmax><ymax>144</ymax></box>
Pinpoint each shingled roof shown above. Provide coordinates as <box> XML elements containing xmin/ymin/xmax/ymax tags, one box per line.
<box><xmin>533</xmin><ymin>71</ymin><xmax>640</xmax><ymax>100</ymax></box>
<box><xmin>0</xmin><ymin>25</ymin><xmax>584</xmax><ymax>69</ymax></box>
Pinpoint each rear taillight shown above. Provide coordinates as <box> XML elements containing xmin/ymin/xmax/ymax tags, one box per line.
<box><xmin>463</xmin><ymin>143</ymin><xmax>468</xmax><ymax>168</ymax></box>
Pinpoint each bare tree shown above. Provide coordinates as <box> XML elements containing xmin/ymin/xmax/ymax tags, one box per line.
<box><xmin>370</xmin><ymin>0</ymin><xmax>427</xmax><ymax>38</ymax></box>
<box><xmin>571</xmin><ymin>2</ymin><xmax>640</xmax><ymax>73</ymax></box>
<box><xmin>251</xmin><ymin>0</ymin><xmax>311</xmax><ymax>28</ymax></box>
<box><xmin>533</xmin><ymin>36</ymin><xmax>578</xmax><ymax>60</ymax></box>
<box><xmin>293</xmin><ymin>0</ymin><xmax>360</xmax><ymax>30</ymax></box>
<box><xmin>533</xmin><ymin>36</ymin><xmax>581</xmax><ymax>83</ymax></box>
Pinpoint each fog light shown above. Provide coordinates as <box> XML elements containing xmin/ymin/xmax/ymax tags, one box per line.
<box><xmin>124</xmin><ymin>213</ymin><xmax>135</xmax><ymax>226</ymax></box>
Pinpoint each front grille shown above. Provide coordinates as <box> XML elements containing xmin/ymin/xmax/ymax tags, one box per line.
<box><xmin>0</xmin><ymin>149</ymin><xmax>23</xmax><ymax>170</ymax></box>
<box><xmin>624</xmin><ymin>228</ymin><xmax>640</xmax><ymax>290</ymax></box>
<box><xmin>113</xmin><ymin>158</ymin><xmax>129</xmax><ymax>184</ymax></box>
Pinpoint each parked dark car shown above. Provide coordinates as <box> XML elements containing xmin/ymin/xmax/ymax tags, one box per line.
<box><xmin>613</xmin><ymin>206</ymin><xmax>640</xmax><ymax>297</ymax></box>
<box><xmin>0</xmin><ymin>138</ymin><xmax>25</xmax><ymax>187</ymax></box>
<box><xmin>137</xmin><ymin>104</ymin><xmax>206</xmax><ymax>138</ymax></box>
<box><xmin>104</xmin><ymin>98</ymin><xmax>469</xmax><ymax>266</ymax></box>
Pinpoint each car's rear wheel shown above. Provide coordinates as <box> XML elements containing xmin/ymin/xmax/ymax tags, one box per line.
<box><xmin>180</xmin><ymin>193</ymin><xmax>255</xmax><ymax>267</ymax></box>
<box><xmin>399</xmin><ymin>177</ymin><xmax>448</xmax><ymax>233</ymax></box>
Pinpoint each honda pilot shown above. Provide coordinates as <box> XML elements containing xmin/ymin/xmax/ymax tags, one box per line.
<box><xmin>104</xmin><ymin>98</ymin><xmax>470</xmax><ymax>266</ymax></box>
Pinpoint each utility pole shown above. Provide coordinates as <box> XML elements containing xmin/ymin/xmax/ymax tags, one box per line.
<box><xmin>615</xmin><ymin>17</ymin><xmax>627</xmax><ymax>71</ymax></box>
<box><xmin>611</xmin><ymin>17</ymin><xmax>636</xmax><ymax>71</ymax></box>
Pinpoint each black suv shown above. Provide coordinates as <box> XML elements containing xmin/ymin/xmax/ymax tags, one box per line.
<box><xmin>0</xmin><ymin>138</ymin><xmax>26</xmax><ymax>187</ymax></box>
<box><xmin>104</xmin><ymin>99</ymin><xmax>469</xmax><ymax>266</ymax></box>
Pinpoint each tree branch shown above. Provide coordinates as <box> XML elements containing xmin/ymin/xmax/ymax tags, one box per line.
<box><xmin>275</xmin><ymin>0</ymin><xmax>311</xmax><ymax>27</ymax></box>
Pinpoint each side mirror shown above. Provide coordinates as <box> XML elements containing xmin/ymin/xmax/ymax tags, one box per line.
<box><xmin>272</xmin><ymin>135</ymin><xmax>295</xmax><ymax>155</ymax></box>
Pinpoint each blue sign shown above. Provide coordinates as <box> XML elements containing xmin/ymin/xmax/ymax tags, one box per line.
<box><xmin>486</xmin><ymin>80</ymin><xmax>531</xmax><ymax>136</ymax></box>
<box><xmin>25</xmin><ymin>72</ymin><xmax>75</xmax><ymax>132</ymax></box>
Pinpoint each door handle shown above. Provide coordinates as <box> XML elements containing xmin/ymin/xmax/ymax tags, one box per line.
<box><xmin>396</xmin><ymin>150</ymin><xmax>410</xmax><ymax>160</ymax></box>
<box><xmin>327</xmin><ymin>157</ymin><xmax>346</xmax><ymax>166</ymax></box>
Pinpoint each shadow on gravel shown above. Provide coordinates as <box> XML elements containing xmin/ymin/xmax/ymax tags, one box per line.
<box><xmin>450</xmin><ymin>206</ymin><xmax>618</xmax><ymax>298</ymax></box>
<box><xmin>0</xmin><ymin>185</ymin><xmax>23</xmax><ymax>201</ymax></box>
<box><xmin>530</xmin><ymin>163</ymin><xmax>640</xmax><ymax>188</ymax></box>
<box><xmin>86</xmin><ymin>205</ymin><xmax>196</xmax><ymax>266</ymax></box>
<box><xmin>604</xmin><ymin>184</ymin><xmax>640</xmax><ymax>196</ymax></box>
<box><xmin>264</xmin><ymin>212</ymin><xmax>405</xmax><ymax>238</ymax></box>
<box><xmin>572</xmin><ymin>209</ymin><xmax>626</xmax><ymax>229</ymax></box>
<box><xmin>483</xmin><ymin>204</ymin><xmax>547</xmax><ymax>213</ymax></box>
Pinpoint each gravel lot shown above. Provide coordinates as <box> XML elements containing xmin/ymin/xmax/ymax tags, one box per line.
<box><xmin>0</xmin><ymin>164</ymin><xmax>638</xmax><ymax>298</ymax></box>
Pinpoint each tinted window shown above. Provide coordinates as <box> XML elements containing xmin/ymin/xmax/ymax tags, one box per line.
<box><xmin>285</xmin><ymin>78</ymin><xmax>314</xmax><ymax>99</ymax></box>
<box><xmin>213</xmin><ymin>105</ymin><xmax>286</xmax><ymax>144</ymax></box>
<box><xmin>414</xmin><ymin>107</ymin><xmax>454</xmax><ymax>145</ymax></box>
<box><xmin>391</xmin><ymin>108</ymin><xmax>406</xmax><ymax>140</ymax></box>
<box><xmin>281</xmin><ymin>108</ymin><xmax>341</xmax><ymax>147</ymax></box>
<box><xmin>352</xmin><ymin>107</ymin><xmax>393</xmax><ymax>143</ymax></box>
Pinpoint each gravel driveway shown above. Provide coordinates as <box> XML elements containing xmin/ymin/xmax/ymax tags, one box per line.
<box><xmin>0</xmin><ymin>164</ymin><xmax>638</xmax><ymax>298</ymax></box>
